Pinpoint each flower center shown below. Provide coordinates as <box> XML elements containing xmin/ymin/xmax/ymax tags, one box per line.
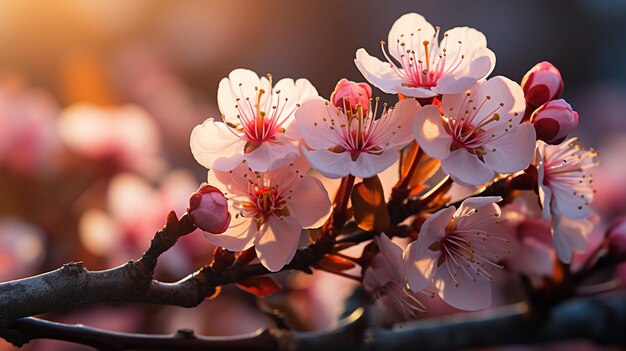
<box><xmin>223</xmin><ymin>74</ymin><xmax>299</xmax><ymax>150</ymax></box>
<box><xmin>380</xmin><ymin>26</ymin><xmax>467</xmax><ymax>89</ymax></box>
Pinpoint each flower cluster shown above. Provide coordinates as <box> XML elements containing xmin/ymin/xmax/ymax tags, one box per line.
<box><xmin>187</xmin><ymin>12</ymin><xmax>600</xmax><ymax>317</ymax></box>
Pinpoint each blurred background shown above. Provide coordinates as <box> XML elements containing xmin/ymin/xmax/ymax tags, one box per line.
<box><xmin>1</xmin><ymin>1</ymin><xmax>625</xmax><ymax>350</ymax></box>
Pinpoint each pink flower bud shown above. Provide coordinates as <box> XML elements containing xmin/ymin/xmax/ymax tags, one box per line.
<box><xmin>521</xmin><ymin>61</ymin><xmax>563</xmax><ymax>109</ymax></box>
<box><xmin>530</xmin><ymin>99</ymin><xmax>579</xmax><ymax>144</ymax></box>
<box><xmin>330</xmin><ymin>78</ymin><xmax>372</xmax><ymax>114</ymax></box>
<box><xmin>188</xmin><ymin>184</ymin><xmax>230</xmax><ymax>234</ymax></box>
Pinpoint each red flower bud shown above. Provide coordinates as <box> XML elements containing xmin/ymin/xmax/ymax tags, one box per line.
<box><xmin>530</xmin><ymin>99</ymin><xmax>578</xmax><ymax>144</ymax></box>
<box><xmin>188</xmin><ymin>184</ymin><xmax>230</xmax><ymax>234</ymax></box>
<box><xmin>521</xmin><ymin>61</ymin><xmax>563</xmax><ymax>109</ymax></box>
<box><xmin>330</xmin><ymin>78</ymin><xmax>372</xmax><ymax>114</ymax></box>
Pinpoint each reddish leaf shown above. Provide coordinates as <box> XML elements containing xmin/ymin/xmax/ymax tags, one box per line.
<box><xmin>316</xmin><ymin>254</ymin><xmax>356</xmax><ymax>272</ymax></box>
<box><xmin>236</xmin><ymin>276</ymin><xmax>282</xmax><ymax>298</ymax></box>
<box><xmin>350</xmin><ymin>175</ymin><xmax>390</xmax><ymax>232</ymax></box>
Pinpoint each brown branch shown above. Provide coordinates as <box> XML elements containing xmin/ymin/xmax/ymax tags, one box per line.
<box><xmin>5</xmin><ymin>294</ymin><xmax>626</xmax><ymax>350</ymax></box>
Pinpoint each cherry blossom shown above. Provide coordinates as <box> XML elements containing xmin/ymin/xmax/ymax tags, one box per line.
<box><xmin>537</xmin><ymin>138</ymin><xmax>599</xmax><ymax>263</ymax></box>
<box><xmin>355</xmin><ymin>13</ymin><xmax>495</xmax><ymax>98</ymax></box>
<box><xmin>190</xmin><ymin>68</ymin><xmax>318</xmax><ymax>172</ymax></box>
<box><xmin>363</xmin><ymin>234</ymin><xmax>427</xmax><ymax>319</ymax></box>
<box><xmin>295</xmin><ymin>97</ymin><xmax>420</xmax><ymax>178</ymax></box>
<box><xmin>413</xmin><ymin>76</ymin><xmax>535</xmax><ymax>186</ymax></box>
<box><xmin>537</xmin><ymin>138</ymin><xmax>598</xmax><ymax>220</ymax></box>
<box><xmin>204</xmin><ymin>159</ymin><xmax>332</xmax><ymax>272</ymax></box>
<box><xmin>404</xmin><ymin>197</ymin><xmax>508</xmax><ymax>311</ymax></box>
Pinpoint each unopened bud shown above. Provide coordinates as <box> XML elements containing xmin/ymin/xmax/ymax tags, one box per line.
<box><xmin>188</xmin><ymin>184</ymin><xmax>230</xmax><ymax>234</ymax></box>
<box><xmin>330</xmin><ymin>78</ymin><xmax>372</xmax><ymax>114</ymax></box>
<box><xmin>521</xmin><ymin>61</ymin><xmax>563</xmax><ymax>109</ymax></box>
<box><xmin>530</xmin><ymin>99</ymin><xmax>578</xmax><ymax>144</ymax></box>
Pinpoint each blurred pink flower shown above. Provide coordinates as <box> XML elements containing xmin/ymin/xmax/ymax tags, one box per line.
<box><xmin>413</xmin><ymin>76</ymin><xmax>535</xmax><ymax>186</ymax></box>
<box><xmin>0</xmin><ymin>219</ymin><xmax>46</xmax><ymax>282</ymax></box>
<box><xmin>79</xmin><ymin>170</ymin><xmax>202</xmax><ymax>274</ymax></box>
<box><xmin>296</xmin><ymin>98</ymin><xmax>419</xmax><ymax>178</ymax></box>
<box><xmin>190</xmin><ymin>68</ymin><xmax>318</xmax><ymax>172</ymax></box>
<box><xmin>330</xmin><ymin>79</ymin><xmax>372</xmax><ymax>114</ymax></box>
<box><xmin>355</xmin><ymin>13</ymin><xmax>495</xmax><ymax>98</ymax></box>
<box><xmin>530</xmin><ymin>99</ymin><xmax>578</xmax><ymax>144</ymax></box>
<box><xmin>0</xmin><ymin>74</ymin><xmax>60</xmax><ymax>174</ymax></box>
<box><xmin>405</xmin><ymin>197</ymin><xmax>508</xmax><ymax>311</ymax></box>
<box><xmin>363</xmin><ymin>234</ymin><xmax>426</xmax><ymax>319</ymax></box>
<box><xmin>500</xmin><ymin>200</ymin><xmax>555</xmax><ymax>279</ymax></box>
<box><xmin>204</xmin><ymin>160</ymin><xmax>331</xmax><ymax>272</ymax></box>
<box><xmin>58</xmin><ymin>103</ymin><xmax>164</xmax><ymax>177</ymax></box>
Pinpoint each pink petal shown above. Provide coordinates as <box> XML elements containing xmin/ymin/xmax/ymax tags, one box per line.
<box><xmin>441</xmin><ymin>149</ymin><xmax>495</xmax><ymax>186</ymax></box>
<box><xmin>434</xmin><ymin>265</ymin><xmax>491</xmax><ymax>311</ymax></box>
<box><xmin>383</xmin><ymin>99</ymin><xmax>421</xmax><ymax>150</ymax></box>
<box><xmin>465</xmin><ymin>48</ymin><xmax>496</xmax><ymax>80</ymax></box>
<box><xmin>355</xmin><ymin>48</ymin><xmax>404</xmax><ymax>95</ymax></box>
<box><xmin>483</xmin><ymin>122</ymin><xmax>536</xmax><ymax>174</ymax></box>
<box><xmin>433</xmin><ymin>76</ymin><xmax>478</xmax><ymax>95</ymax></box>
<box><xmin>395</xmin><ymin>85</ymin><xmax>439</xmax><ymax>99</ymax></box>
<box><xmin>287</xmin><ymin>176</ymin><xmax>332</xmax><ymax>228</ymax></box>
<box><xmin>387</xmin><ymin>13</ymin><xmax>436</xmax><ymax>60</ymax></box>
<box><xmin>517</xmin><ymin>237</ymin><xmax>554</xmax><ymax>277</ymax></box>
<box><xmin>303</xmin><ymin>148</ymin><xmax>352</xmax><ymax>179</ymax></box>
<box><xmin>255</xmin><ymin>215</ymin><xmax>302</xmax><ymax>272</ymax></box>
<box><xmin>295</xmin><ymin>98</ymin><xmax>341</xmax><ymax>149</ymax></box>
<box><xmin>208</xmin><ymin>165</ymin><xmax>250</xmax><ymax>197</ymax></box>
<box><xmin>190</xmin><ymin>118</ymin><xmax>245</xmax><ymax>171</ymax></box>
<box><xmin>404</xmin><ymin>206</ymin><xmax>455</xmax><ymax>291</ymax></box>
<box><xmin>441</xmin><ymin>27</ymin><xmax>488</xmax><ymax>58</ymax></box>
<box><xmin>217</xmin><ymin>69</ymin><xmax>264</xmax><ymax>121</ymax></box>
<box><xmin>472</xmin><ymin>76</ymin><xmax>526</xmax><ymax>120</ymax></box>
<box><xmin>552</xmin><ymin>212</ymin><xmax>593</xmax><ymax>263</ymax></box>
<box><xmin>204</xmin><ymin>216</ymin><xmax>256</xmax><ymax>252</ymax></box>
<box><xmin>375</xmin><ymin>234</ymin><xmax>406</xmax><ymax>282</ymax></box>
<box><xmin>350</xmin><ymin>151</ymin><xmax>398</xmax><ymax>179</ymax></box>
<box><xmin>244</xmin><ymin>141</ymin><xmax>299</xmax><ymax>172</ymax></box>
<box><xmin>413</xmin><ymin>105</ymin><xmax>453</xmax><ymax>159</ymax></box>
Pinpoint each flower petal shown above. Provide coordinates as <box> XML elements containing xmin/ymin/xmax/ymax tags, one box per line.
<box><xmin>388</xmin><ymin>13</ymin><xmax>435</xmax><ymax>60</ymax></box>
<box><xmin>287</xmin><ymin>176</ymin><xmax>332</xmax><ymax>228</ymax></box>
<box><xmin>350</xmin><ymin>151</ymin><xmax>398</xmax><ymax>179</ymax></box>
<box><xmin>295</xmin><ymin>98</ymin><xmax>341</xmax><ymax>149</ymax></box>
<box><xmin>217</xmin><ymin>69</ymin><xmax>264</xmax><ymax>122</ymax></box>
<box><xmin>255</xmin><ymin>215</ymin><xmax>302</xmax><ymax>272</ymax></box>
<box><xmin>404</xmin><ymin>206</ymin><xmax>455</xmax><ymax>291</ymax></box>
<box><xmin>413</xmin><ymin>105</ymin><xmax>453</xmax><ymax>159</ymax></box>
<box><xmin>375</xmin><ymin>234</ymin><xmax>406</xmax><ymax>282</ymax></box>
<box><xmin>204</xmin><ymin>215</ymin><xmax>255</xmax><ymax>251</ymax></box>
<box><xmin>303</xmin><ymin>148</ymin><xmax>352</xmax><ymax>179</ymax></box>
<box><xmin>190</xmin><ymin>118</ymin><xmax>245</xmax><ymax>171</ymax></box>
<box><xmin>441</xmin><ymin>27</ymin><xmax>487</xmax><ymax>61</ymax></box>
<box><xmin>441</xmin><ymin>149</ymin><xmax>494</xmax><ymax>186</ymax></box>
<box><xmin>381</xmin><ymin>99</ymin><xmax>421</xmax><ymax>150</ymax></box>
<box><xmin>552</xmin><ymin>212</ymin><xmax>593</xmax><ymax>263</ymax></box>
<box><xmin>355</xmin><ymin>48</ymin><xmax>403</xmax><ymax>95</ymax></box>
<box><xmin>433</xmin><ymin>76</ymin><xmax>478</xmax><ymax>95</ymax></box>
<box><xmin>244</xmin><ymin>141</ymin><xmax>299</xmax><ymax>172</ymax></box>
<box><xmin>434</xmin><ymin>264</ymin><xmax>491</xmax><ymax>311</ymax></box>
<box><xmin>394</xmin><ymin>85</ymin><xmax>439</xmax><ymax>99</ymax></box>
<box><xmin>483</xmin><ymin>122</ymin><xmax>536</xmax><ymax>174</ymax></box>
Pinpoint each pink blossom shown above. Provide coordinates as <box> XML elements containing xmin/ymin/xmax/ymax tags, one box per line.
<box><xmin>355</xmin><ymin>13</ymin><xmax>495</xmax><ymax>98</ymax></box>
<box><xmin>330</xmin><ymin>79</ymin><xmax>372</xmax><ymax>114</ymax></box>
<box><xmin>0</xmin><ymin>219</ymin><xmax>46</xmax><ymax>282</ymax></box>
<box><xmin>537</xmin><ymin>138</ymin><xmax>599</xmax><ymax>262</ymax></box>
<box><xmin>58</xmin><ymin>103</ymin><xmax>164</xmax><ymax>176</ymax></box>
<box><xmin>0</xmin><ymin>75</ymin><xmax>59</xmax><ymax>174</ymax></box>
<box><xmin>530</xmin><ymin>99</ymin><xmax>579</xmax><ymax>144</ymax></box>
<box><xmin>404</xmin><ymin>197</ymin><xmax>508</xmax><ymax>311</ymax></box>
<box><xmin>521</xmin><ymin>61</ymin><xmax>563</xmax><ymax>109</ymax></box>
<box><xmin>188</xmin><ymin>184</ymin><xmax>231</xmax><ymax>234</ymax></box>
<box><xmin>295</xmin><ymin>98</ymin><xmax>420</xmax><ymax>178</ymax></box>
<box><xmin>363</xmin><ymin>234</ymin><xmax>427</xmax><ymax>319</ymax></box>
<box><xmin>204</xmin><ymin>159</ymin><xmax>332</xmax><ymax>272</ymax></box>
<box><xmin>500</xmin><ymin>200</ymin><xmax>554</xmax><ymax>279</ymax></box>
<box><xmin>413</xmin><ymin>76</ymin><xmax>535</xmax><ymax>186</ymax></box>
<box><xmin>190</xmin><ymin>69</ymin><xmax>318</xmax><ymax>172</ymax></box>
<box><xmin>537</xmin><ymin>138</ymin><xmax>597</xmax><ymax>220</ymax></box>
